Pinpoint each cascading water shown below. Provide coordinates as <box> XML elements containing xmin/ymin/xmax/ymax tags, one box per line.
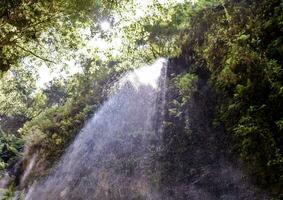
<box><xmin>25</xmin><ymin>58</ymin><xmax>168</xmax><ymax>200</ymax></box>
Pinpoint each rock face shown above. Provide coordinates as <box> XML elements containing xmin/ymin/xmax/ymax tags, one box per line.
<box><xmin>158</xmin><ymin>57</ymin><xmax>268</xmax><ymax>200</ymax></box>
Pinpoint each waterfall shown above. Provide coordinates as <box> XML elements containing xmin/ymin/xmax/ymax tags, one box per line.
<box><xmin>25</xmin><ymin>58</ymin><xmax>168</xmax><ymax>200</ymax></box>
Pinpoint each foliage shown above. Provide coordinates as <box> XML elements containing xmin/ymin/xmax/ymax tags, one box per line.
<box><xmin>42</xmin><ymin>79</ymin><xmax>68</xmax><ymax>107</ymax></box>
<box><xmin>19</xmin><ymin>63</ymin><xmax>114</xmax><ymax>180</ymax></box>
<box><xmin>107</xmin><ymin>0</ymin><xmax>194</xmax><ymax>64</ymax></box>
<box><xmin>0</xmin><ymin>127</ymin><xmax>24</xmax><ymax>171</ymax></box>
<box><xmin>173</xmin><ymin>73</ymin><xmax>198</xmax><ymax>104</ymax></box>
<box><xmin>0</xmin><ymin>0</ymin><xmax>101</xmax><ymax>74</ymax></box>
<box><xmin>176</xmin><ymin>0</ymin><xmax>283</xmax><ymax>194</ymax></box>
<box><xmin>0</xmin><ymin>65</ymin><xmax>41</xmax><ymax>118</ymax></box>
<box><xmin>1</xmin><ymin>185</ymin><xmax>14</xmax><ymax>200</ymax></box>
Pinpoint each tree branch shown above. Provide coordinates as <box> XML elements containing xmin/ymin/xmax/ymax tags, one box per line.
<box><xmin>15</xmin><ymin>44</ymin><xmax>56</xmax><ymax>64</ymax></box>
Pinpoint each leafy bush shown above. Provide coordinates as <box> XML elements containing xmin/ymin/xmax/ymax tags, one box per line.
<box><xmin>0</xmin><ymin>129</ymin><xmax>24</xmax><ymax>172</ymax></box>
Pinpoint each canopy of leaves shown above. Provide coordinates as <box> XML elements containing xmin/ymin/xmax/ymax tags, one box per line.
<box><xmin>0</xmin><ymin>0</ymin><xmax>105</xmax><ymax>74</ymax></box>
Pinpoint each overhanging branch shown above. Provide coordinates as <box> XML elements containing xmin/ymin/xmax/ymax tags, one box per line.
<box><xmin>15</xmin><ymin>44</ymin><xmax>56</xmax><ymax>64</ymax></box>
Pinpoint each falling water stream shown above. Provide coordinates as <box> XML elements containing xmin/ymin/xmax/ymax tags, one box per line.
<box><xmin>25</xmin><ymin>58</ymin><xmax>168</xmax><ymax>200</ymax></box>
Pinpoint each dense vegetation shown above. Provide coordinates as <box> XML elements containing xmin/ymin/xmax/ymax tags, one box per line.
<box><xmin>176</xmin><ymin>0</ymin><xmax>283</xmax><ymax>194</ymax></box>
<box><xmin>0</xmin><ymin>0</ymin><xmax>282</xmax><ymax>199</ymax></box>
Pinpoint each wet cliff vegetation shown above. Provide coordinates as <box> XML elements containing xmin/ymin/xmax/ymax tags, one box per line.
<box><xmin>168</xmin><ymin>0</ymin><xmax>283</xmax><ymax>196</ymax></box>
<box><xmin>159</xmin><ymin>0</ymin><xmax>283</xmax><ymax>197</ymax></box>
<box><xmin>0</xmin><ymin>0</ymin><xmax>282</xmax><ymax>199</ymax></box>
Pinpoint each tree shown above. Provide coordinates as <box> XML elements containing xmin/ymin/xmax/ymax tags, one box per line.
<box><xmin>0</xmin><ymin>0</ymin><xmax>103</xmax><ymax>75</ymax></box>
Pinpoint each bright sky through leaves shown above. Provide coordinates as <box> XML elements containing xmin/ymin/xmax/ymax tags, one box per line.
<box><xmin>100</xmin><ymin>21</ymin><xmax>111</xmax><ymax>31</ymax></box>
<box><xmin>34</xmin><ymin>0</ymin><xmax>192</xmax><ymax>88</ymax></box>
